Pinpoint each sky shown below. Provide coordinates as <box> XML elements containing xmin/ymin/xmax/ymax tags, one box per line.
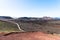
<box><xmin>0</xmin><ymin>0</ymin><xmax>60</xmax><ymax>17</ymax></box>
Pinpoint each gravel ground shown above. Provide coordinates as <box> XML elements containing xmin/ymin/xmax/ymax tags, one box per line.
<box><xmin>0</xmin><ymin>32</ymin><xmax>60</xmax><ymax>40</ymax></box>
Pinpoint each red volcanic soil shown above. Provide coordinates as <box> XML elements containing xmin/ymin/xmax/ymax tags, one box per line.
<box><xmin>0</xmin><ymin>32</ymin><xmax>60</xmax><ymax>40</ymax></box>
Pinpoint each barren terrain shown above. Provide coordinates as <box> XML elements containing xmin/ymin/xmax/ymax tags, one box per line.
<box><xmin>0</xmin><ymin>18</ymin><xmax>60</xmax><ymax>40</ymax></box>
<box><xmin>0</xmin><ymin>32</ymin><xmax>60</xmax><ymax>40</ymax></box>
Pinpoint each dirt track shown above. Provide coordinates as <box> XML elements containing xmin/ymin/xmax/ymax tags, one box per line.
<box><xmin>0</xmin><ymin>32</ymin><xmax>60</xmax><ymax>40</ymax></box>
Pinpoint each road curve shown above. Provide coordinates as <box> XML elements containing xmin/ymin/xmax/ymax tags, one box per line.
<box><xmin>15</xmin><ymin>23</ymin><xmax>24</xmax><ymax>31</ymax></box>
<box><xmin>0</xmin><ymin>19</ymin><xmax>24</xmax><ymax>32</ymax></box>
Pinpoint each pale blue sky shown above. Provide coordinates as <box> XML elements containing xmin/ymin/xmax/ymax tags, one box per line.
<box><xmin>0</xmin><ymin>0</ymin><xmax>60</xmax><ymax>17</ymax></box>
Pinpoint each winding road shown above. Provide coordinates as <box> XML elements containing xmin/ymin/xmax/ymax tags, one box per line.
<box><xmin>0</xmin><ymin>19</ymin><xmax>24</xmax><ymax>32</ymax></box>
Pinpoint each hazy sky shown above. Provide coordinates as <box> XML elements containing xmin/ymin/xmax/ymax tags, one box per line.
<box><xmin>0</xmin><ymin>0</ymin><xmax>60</xmax><ymax>17</ymax></box>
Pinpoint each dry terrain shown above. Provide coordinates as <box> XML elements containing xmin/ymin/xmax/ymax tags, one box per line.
<box><xmin>0</xmin><ymin>32</ymin><xmax>60</xmax><ymax>40</ymax></box>
<box><xmin>17</xmin><ymin>20</ymin><xmax>60</xmax><ymax>34</ymax></box>
<box><xmin>0</xmin><ymin>19</ymin><xmax>60</xmax><ymax>40</ymax></box>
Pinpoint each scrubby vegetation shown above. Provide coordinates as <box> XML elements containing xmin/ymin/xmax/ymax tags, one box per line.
<box><xmin>0</xmin><ymin>21</ymin><xmax>20</xmax><ymax>32</ymax></box>
<box><xmin>15</xmin><ymin>20</ymin><xmax>60</xmax><ymax>34</ymax></box>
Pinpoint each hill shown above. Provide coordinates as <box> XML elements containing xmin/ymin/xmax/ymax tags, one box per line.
<box><xmin>0</xmin><ymin>20</ymin><xmax>20</xmax><ymax>32</ymax></box>
<box><xmin>14</xmin><ymin>17</ymin><xmax>60</xmax><ymax>34</ymax></box>
<box><xmin>0</xmin><ymin>16</ymin><xmax>13</xmax><ymax>19</ymax></box>
<box><xmin>1</xmin><ymin>16</ymin><xmax>60</xmax><ymax>34</ymax></box>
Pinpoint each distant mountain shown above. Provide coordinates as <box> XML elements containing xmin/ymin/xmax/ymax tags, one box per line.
<box><xmin>0</xmin><ymin>16</ymin><xmax>13</xmax><ymax>19</ymax></box>
<box><xmin>41</xmin><ymin>16</ymin><xmax>53</xmax><ymax>20</ymax></box>
<box><xmin>17</xmin><ymin>17</ymin><xmax>54</xmax><ymax>21</ymax></box>
<box><xmin>14</xmin><ymin>17</ymin><xmax>60</xmax><ymax>22</ymax></box>
<box><xmin>18</xmin><ymin>17</ymin><xmax>39</xmax><ymax>21</ymax></box>
<box><xmin>54</xmin><ymin>17</ymin><xmax>60</xmax><ymax>20</ymax></box>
